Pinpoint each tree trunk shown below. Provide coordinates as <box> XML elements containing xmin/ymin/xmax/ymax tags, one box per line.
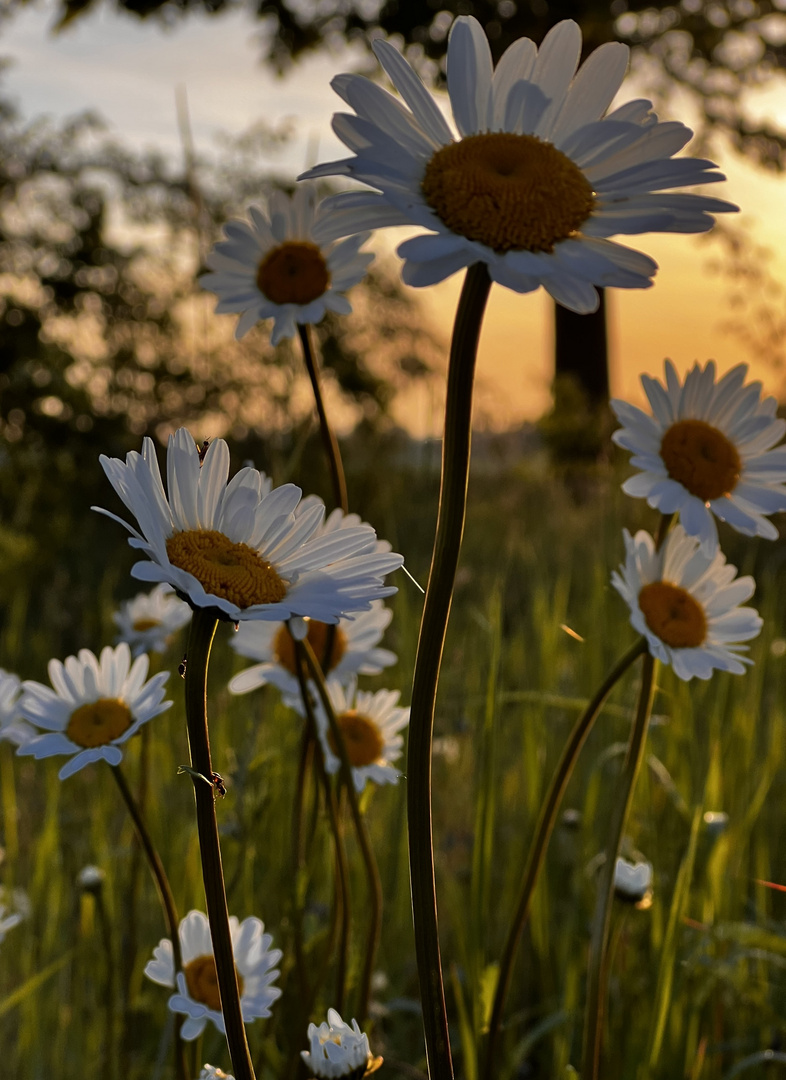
<box><xmin>554</xmin><ymin>289</ymin><xmax>608</xmax><ymax>404</ymax></box>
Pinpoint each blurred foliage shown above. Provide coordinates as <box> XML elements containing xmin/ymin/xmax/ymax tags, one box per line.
<box><xmin>23</xmin><ymin>0</ymin><xmax>786</xmax><ymax>170</ymax></box>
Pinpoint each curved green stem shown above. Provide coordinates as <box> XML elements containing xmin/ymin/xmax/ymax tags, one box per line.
<box><xmin>483</xmin><ymin>636</ymin><xmax>647</xmax><ymax>1078</ymax></box>
<box><xmin>184</xmin><ymin>608</ymin><xmax>255</xmax><ymax>1080</ymax></box>
<box><xmin>111</xmin><ymin>763</ymin><xmax>190</xmax><ymax>1080</ymax></box>
<box><xmin>582</xmin><ymin>650</ymin><xmax>657</xmax><ymax>1080</ymax></box>
<box><xmin>298</xmin><ymin>322</ymin><xmax>349</xmax><ymax>514</ymax></box>
<box><xmin>407</xmin><ymin>262</ymin><xmax>492</xmax><ymax>1079</ymax></box>
<box><xmin>300</xmin><ymin>638</ymin><xmax>382</xmax><ymax>1027</ymax></box>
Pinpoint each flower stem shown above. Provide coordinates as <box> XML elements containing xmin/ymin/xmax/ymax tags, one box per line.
<box><xmin>300</xmin><ymin>638</ymin><xmax>383</xmax><ymax>1027</ymax></box>
<box><xmin>408</xmin><ymin>262</ymin><xmax>491</xmax><ymax>1079</ymax></box>
<box><xmin>581</xmin><ymin>650</ymin><xmax>657</xmax><ymax>1080</ymax></box>
<box><xmin>483</xmin><ymin>636</ymin><xmax>647</xmax><ymax>1078</ymax></box>
<box><xmin>110</xmin><ymin>763</ymin><xmax>189</xmax><ymax>1080</ymax></box>
<box><xmin>183</xmin><ymin>608</ymin><xmax>255</xmax><ymax>1080</ymax></box>
<box><xmin>298</xmin><ymin>322</ymin><xmax>349</xmax><ymax>514</ymax></box>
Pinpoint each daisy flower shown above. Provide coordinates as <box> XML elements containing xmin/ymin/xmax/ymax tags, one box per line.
<box><xmin>15</xmin><ymin>643</ymin><xmax>171</xmax><ymax>780</ymax></box>
<box><xmin>95</xmin><ymin>429</ymin><xmax>402</xmax><ymax>625</ymax></box>
<box><xmin>144</xmin><ymin>909</ymin><xmax>282</xmax><ymax>1041</ymax></box>
<box><xmin>199</xmin><ymin>1068</ymin><xmax>234</xmax><ymax>1080</ymax></box>
<box><xmin>293</xmin><ymin>677</ymin><xmax>409</xmax><ymax>793</ymax></box>
<box><xmin>611</xmin><ymin>524</ymin><xmax>762</xmax><ymax>681</ymax></box>
<box><xmin>229</xmin><ymin>600</ymin><xmax>396</xmax><ymax>698</ymax></box>
<box><xmin>0</xmin><ymin>669</ymin><xmax>36</xmax><ymax>749</ymax></box>
<box><xmin>300</xmin><ymin>16</ymin><xmax>735</xmax><ymax>313</ymax></box>
<box><xmin>200</xmin><ymin>183</ymin><xmax>374</xmax><ymax>344</ymax></box>
<box><xmin>612</xmin><ymin>361</ymin><xmax>786</xmax><ymax>553</ymax></box>
<box><xmin>302</xmin><ymin>1008</ymin><xmax>380</xmax><ymax>1080</ymax></box>
<box><xmin>613</xmin><ymin>857</ymin><xmax>653</xmax><ymax>906</ymax></box>
<box><xmin>113</xmin><ymin>583</ymin><xmax>192</xmax><ymax>657</ymax></box>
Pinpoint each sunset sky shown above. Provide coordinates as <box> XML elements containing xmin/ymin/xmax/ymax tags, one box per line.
<box><xmin>3</xmin><ymin>3</ymin><xmax>786</xmax><ymax>435</ymax></box>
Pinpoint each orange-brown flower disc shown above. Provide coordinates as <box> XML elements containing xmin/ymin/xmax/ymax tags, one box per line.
<box><xmin>660</xmin><ymin>419</ymin><xmax>741</xmax><ymax>503</ymax></box>
<box><xmin>66</xmin><ymin>698</ymin><xmax>133</xmax><ymax>748</ymax></box>
<box><xmin>256</xmin><ymin>242</ymin><xmax>330</xmax><ymax>305</ymax></box>
<box><xmin>274</xmin><ymin>621</ymin><xmax>348</xmax><ymax>676</ymax></box>
<box><xmin>132</xmin><ymin>617</ymin><xmax>161</xmax><ymax>633</ymax></box>
<box><xmin>328</xmin><ymin>709</ymin><xmax>385</xmax><ymax>768</ymax></box>
<box><xmin>421</xmin><ymin>132</ymin><xmax>595</xmax><ymax>253</ymax></box>
<box><xmin>639</xmin><ymin>582</ymin><xmax>707</xmax><ymax>648</ymax></box>
<box><xmin>166</xmin><ymin>529</ymin><xmax>287</xmax><ymax>610</ymax></box>
<box><xmin>184</xmin><ymin>954</ymin><xmax>244</xmax><ymax>1013</ymax></box>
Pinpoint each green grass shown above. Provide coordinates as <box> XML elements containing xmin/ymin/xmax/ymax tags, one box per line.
<box><xmin>2</xmin><ymin>449</ymin><xmax>786</xmax><ymax>1079</ymax></box>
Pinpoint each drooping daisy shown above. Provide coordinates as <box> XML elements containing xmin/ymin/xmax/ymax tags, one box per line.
<box><xmin>300</xmin><ymin>16</ymin><xmax>735</xmax><ymax>313</ymax></box>
<box><xmin>200</xmin><ymin>183</ymin><xmax>374</xmax><ymax>344</ymax></box>
<box><xmin>294</xmin><ymin>677</ymin><xmax>409</xmax><ymax>793</ymax></box>
<box><xmin>229</xmin><ymin>599</ymin><xmax>396</xmax><ymax>699</ymax></box>
<box><xmin>612</xmin><ymin>361</ymin><xmax>786</xmax><ymax>553</ymax></box>
<box><xmin>95</xmin><ymin>429</ymin><xmax>402</xmax><ymax>625</ymax></box>
<box><xmin>113</xmin><ymin>583</ymin><xmax>192</xmax><ymax>657</ymax></box>
<box><xmin>301</xmin><ymin>1008</ymin><xmax>380</xmax><ymax>1080</ymax></box>
<box><xmin>611</xmin><ymin>525</ymin><xmax>762</xmax><ymax>681</ymax></box>
<box><xmin>15</xmin><ymin>644</ymin><xmax>171</xmax><ymax>780</ymax></box>
<box><xmin>613</xmin><ymin>857</ymin><xmax>653</xmax><ymax>907</ymax></box>
<box><xmin>144</xmin><ymin>909</ymin><xmax>282</xmax><ymax>1041</ymax></box>
<box><xmin>0</xmin><ymin>669</ymin><xmax>35</xmax><ymax>749</ymax></box>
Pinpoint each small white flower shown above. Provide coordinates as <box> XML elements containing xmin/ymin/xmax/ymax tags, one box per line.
<box><xmin>293</xmin><ymin>677</ymin><xmax>409</xmax><ymax>793</ymax></box>
<box><xmin>199</xmin><ymin>1067</ymin><xmax>234</xmax><ymax>1080</ymax></box>
<box><xmin>301</xmin><ymin>16</ymin><xmax>734</xmax><ymax>312</ymax></box>
<box><xmin>113</xmin><ymin>583</ymin><xmax>192</xmax><ymax>657</ymax></box>
<box><xmin>95</xmin><ymin>429</ymin><xmax>402</xmax><ymax>625</ymax></box>
<box><xmin>612</xmin><ymin>360</ymin><xmax>786</xmax><ymax>554</ymax></box>
<box><xmin>0</xmin><ymin>886</ymin><xmax>29</xmax><ymax>943</ymax></box>
<box><xmin>144</xmin><ymin>909</ymin><xmax>282</xmax><ymax>1041</ymax></box>
<box><xmin>0</xmin><ymin>669</ymin><xmax>36</xmax><ymax>749</ymax></box>
<box><xmin>612</xmin><ymin>524</ymin><xmax>763</xmax><ymax>681</ymax></box>
<box><xmin>201</xmin><ymin>183</ymin><xmax>374</xmax><ymax>344</ymax></box>
<box><xmin>77</xmin><ymin>866</ymin><xmax>106</xmax><ymax>891</ymax></box>
<box><xmin>301</xmin><ymin>1008</ymin><xmax>374</xmax><ymax>1079</ymax></box>
<box><xmin>613</xmin><ymin>857</ymin><xmax>653</xmax><ymax>905</ymax></box>
<box><xmin>15</xmin><ymin>643</ymin><xmax>172</xmax><ymax>780</ymax></box>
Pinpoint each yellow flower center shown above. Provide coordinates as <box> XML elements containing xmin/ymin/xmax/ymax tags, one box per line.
<box><xmin>166</xmin><ymin>529</ymin><xmax>287</xmax><ymax>610</ymax></box>
<box><xmin>256</xmin><ymin>241</ymin><xmax>330</xmax><ymax>305</ymax></box>
<box><xmin>274</xmin><ymin>620</ymin><xmax>348</xmax><ymax>676</ymax></box>
<box><xmin>66</xmin><ymin>698</ymin><xmax>133</xmax><ymax>749</ymax></box>
<box><xmin>328</xmin><ymin>709</ymin><xmax>385</xmax><ymax>768</ymax></box>
<box><xmin>421</xmin><ymin>132</ymin><xmax>595</xmax><ymax>254</ymax></box>
<box><xmin>638</xmin><ymin>582</ymin><xmax>707</xmax><ymax>648</ymax></box>
<box><xmin>660</xmin><ymin>419</ymin><xmax>741</xmax><ymax>503</ymax></box>
<box><xmin>183</xmin><ymin>953</ymin><xmax>244</xmax><ymax>1013</ymax></box>
<box><xmin>132</xmin><ymin>618</ymin><xmax>161</xmax><ymax>632</ymax></box>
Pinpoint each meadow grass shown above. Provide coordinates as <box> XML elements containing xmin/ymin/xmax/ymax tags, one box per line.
<box><xmin>1</xmin><ymin>446</ymin><xmax>786</xmax><ymax>1079</ymax></box>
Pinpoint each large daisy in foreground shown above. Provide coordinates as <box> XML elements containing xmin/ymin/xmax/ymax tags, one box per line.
<box><xmin>612</xmin><ymin>361</ymin><xmax>786</xmax><ymax>553</ymax></box>
<box><xmin>145</xmin><ymin>909</ymin><xmax>281</xmax><ymax>1040</ymax></box>
<box><xmin>300</xmin><ymin>16</ymin><xmax>735</xmax><ymax>312</ymax></box>
<box><xmin>200</xmin><ymin>183</ymin><xmax>374</xmax><ymax>343</ymax></box>
<box><xmin>293</xmin><ymin>677</ymin><xmax>409</xmax><ymax>792</ymax></box>
<box><xmin>16</xmin><ymin>644</ymin><xmax>171</xmax><ymax>779</ymax></box>
<box><xmin>95</xmin><ymin>429</ymin><xmax>402</xmax><ymax>624</ymax></box>
<box><xmin>612</xmin><ymin>525</ymin><xmax>762</xmax><ymax>681</ymax></box>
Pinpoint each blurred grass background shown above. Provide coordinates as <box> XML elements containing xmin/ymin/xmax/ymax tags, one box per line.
<box><xmin>2</xmin><ymin>441</ymin><xmax>786</xmax><ymax>1080</ymax></box>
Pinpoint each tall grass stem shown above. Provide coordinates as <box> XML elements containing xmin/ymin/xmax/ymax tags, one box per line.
<box><xmin>183</xmin><ymin>608</ymin><xmax>255</xmax><ymax>1080</ymax></box>
<box><xmin>407</xmin><ymin>262</ymin><xmax>492</xmax><ymax>1079</ymax></box>
<box><xmin>484</xmin><ymin>636</ymin><xmax>647</xmax><ymax>1078</ymax></box>
<box><xmin>298</xmin><ymin>322</ymin><xmax>348</xmax><ymax>514</ymax></box>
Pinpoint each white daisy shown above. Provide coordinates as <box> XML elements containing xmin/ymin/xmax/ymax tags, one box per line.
<box><xmin>294</xmin><ymin>677</ymin><xmax>409</xmax><ymax>793</ymax></box>
<box><xmin>0</xmin><ymin>669</ymin><xmax>36</xmax><ymax>749</ymax></box>
<box><xmin>613</xmin><ymin>857</ymin><xmax>653</xmax><ymax>905</ymax></box>
<box><xmin>301</xmin><ymin>1008</ymin><xmax>377</xmax><ymax>1080</ymax></box>
<box><xmin>199</xmin><ymin>1068</ymin><xmax>234</xmax><ymax>1080</ymax></box>
<box><xmin>200</xmin><ymin>183</ymin><xmax>374</xmax><ymax>344</ymax></box>
<box><xmin>95</xmin><ymin>429</ymin><xmax>403</xmax><ymax>625</ymax></box>
<box><xmin>144</xmin><ymin>909</ymin><xmax>282</xmax><ymax>1041</ymax></box>
<box><xmin>612</xmin><ymin>360</ymin><xmax>786</xmax><ymax>553</ymax></box>
<box><xmin>300</xmin><ymin>16</ymin><xmax>735</xmax><ymax>313</ymax></box>
<box><xmin>229</xmin><ymin>599</ymin><xmax>396</xmax><ymax>699</ymax></box>
<box><xmin>15</xmin><ymin>643</ymin><xmax>172</xmax><ymax>780</ymax></box>
<box><xmin>113</xmin><ymin>583</ymin><xmax>192</xmax><ymax>657</ymax></box>
<box><xmin>611</xmin><ymin>525</ymin><xmax>762</xmax><ymax>681</ymax></box>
